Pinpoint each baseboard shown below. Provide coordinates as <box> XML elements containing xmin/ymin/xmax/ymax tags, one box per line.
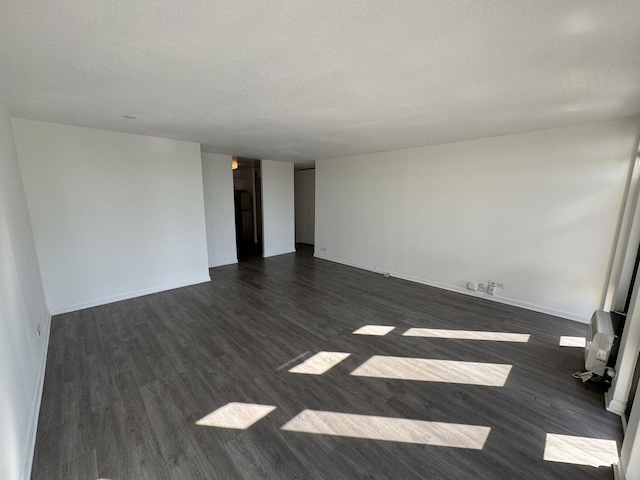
<box><xmin>50</xmin><ymin>276</ymin><xmax>211</xmax><ymax>315</ymax></box>
<box><xmin>613</xmin><ymin>459</ymin><xmax>625</xmax><ymax>480</ymax></box>
<box><xmin>209</xmin><ymin>257</ymin><xmax>238</xmax><ymax>268</ymax></box>
<box><xmin>263</xmin><ymin>247</ymin><xmax>296</xmax><ymax>258</ymax></box>
<box><xmin>314</xmin><ymin>253</ymin><xmax>589</xmax><ymax>323</ymax></box>
<box><xmin>22</xmin><ymin>312</ymin><xmax>52</xmax><ymax>480</ymax></box>
<box><xmin>605</xmin><ymin>389</ymin><xmax>627</xmax><ymax>416</ymax></box>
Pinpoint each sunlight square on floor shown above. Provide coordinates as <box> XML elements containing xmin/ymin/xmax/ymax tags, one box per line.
<box><xmin>281</xmin><ymin>409</ymin><xmax>491</xmax><ymax>449</ymax></box>
<box><xmin>196</xmin><ymin>402</ymin><xmax>276</xmax><ymax>430</ymax></box>
<box><xmin>403</xmin><ymin>328</ymin><xmax>530</xmax><ymax>342</ymax></box>
<box><xmin>353</xmin><ymin>325</ymin><xmax>395</xmax><ymax>336</ymax></box>
<box><xmin>559</xmin><ymin>336</ymin><xmax>586</xmax><ymax>347</ymax></box>
<box><xmin>351</xmin><ymin>355</ymin><xmax>512</xmax><ymax>386</ymax></box>
<box><xmin>289</xmin><ymin>351</ymin><xmax>351</xmax><ymax>375</ymax></box>
<box><xmin>543</xmin><ymin>433</ymin><xmax>618</xmax><ymax>467</ymax></box>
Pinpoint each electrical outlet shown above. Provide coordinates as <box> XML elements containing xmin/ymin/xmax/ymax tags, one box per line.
<box><xmin>488</xmin><ymin>280</ymin><xmax>506</xmax><ymax>289</ymax></box>
<box><xmin>319</xmin><ymin>247</ymin><xmax>327</xmax><ymax>252</ymax></box>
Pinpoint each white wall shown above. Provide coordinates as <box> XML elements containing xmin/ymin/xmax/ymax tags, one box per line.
<box><xmin>0</xmin><ymin>110</ymin><xmax>50</xmax><ymax>480</ymax></box>
<box><xmin>620</xmin><ymin>378</ymin><xmax>640</xmax><ymax>479</ymax></box>
<box><xmin>201</xmin><ymin>153</ymin><xmax>237</xmax><ymax>267</ymax></box>
<box><xmin>262</xmin><ymin>160</ymin><xmax>295</xmax><ymax>257</ymax></box>
<box><xmin>12</xmin><ymin>118</ymin><xmax>210</xmax><ymax>314</ymax></box>
<box><xmin>315</xmin><ymin>118</ymin><xmax>640</xmax><ymax>321</ymax></box>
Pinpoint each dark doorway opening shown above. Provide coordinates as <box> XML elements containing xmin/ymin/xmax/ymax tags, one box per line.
<box><xmin>295</xmin><ymin>167</ymin><xmax>315</xmax><ymax>246</ymax></box>
<box><xmin>233</xmin><ymin>158</ymin><xmax>263</xmax><ymax>260</ymax></box>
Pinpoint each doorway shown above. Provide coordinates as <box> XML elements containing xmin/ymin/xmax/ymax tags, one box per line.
<box><xmin>233</xmin><ymin>158</ymin><xmax>263</xmax><ymax>260</ymax></box>
<box><xmin>295</xmin><ymin>167</ymin><xmax>315</xmax><ymax>245</ymax></box>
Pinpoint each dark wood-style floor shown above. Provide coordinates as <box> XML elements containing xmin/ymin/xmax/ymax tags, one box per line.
<box><xmin>32</xmin><ymin>245</ymin><xmax>622</xmax><ymax>479</ymax></box>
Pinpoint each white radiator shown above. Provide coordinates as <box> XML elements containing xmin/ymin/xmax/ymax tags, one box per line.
<box><xmin>584</xmin><ymin>310</ymin><xmax>616</xmax><ymax>376</ymax></box>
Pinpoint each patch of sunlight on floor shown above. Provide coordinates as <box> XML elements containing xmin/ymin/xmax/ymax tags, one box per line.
<box><xmin>196</xmin><ymin>402</ymin><xmax>276</xmax><ymax>429</ymax></box>
<box><xmin>281</xmin><ymin>409</ymin><xmax>490</xmax><ymax>448</ymax></box>
<box><xmin>353</xmin><ymin>325</ymin><xmax>395</xmax><ymax>336</ymax></box>
<box><xmin>351</xmin><ymin>355</ymin><xmax>512</xmax><ymax>386</ymax></box>
<box><xmin>403</xmin><ymin>328</ymin><xmax>530</xmax><ymax>342</ymax></box>
<box><xmin>559</xmin><ymin>336</ymin><xmax>586</xmax><ymax>348</ymax></box>
<box><xmin>543</xmin><ymin>433</ymin><xmax>618</xmax><ymax>467</ymax></box>
<box><xmin>289</xmin><ymin>351</ymin><xmax>351</xmax><ymax>375</ymax></box>
<box><xmin>276</xmin><ymin>351</ymin><xmax>311</xmax><ymax>371</ymax></box>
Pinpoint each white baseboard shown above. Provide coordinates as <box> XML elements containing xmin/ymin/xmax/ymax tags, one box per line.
<box><xmin>605</xmin><ymin>389</ymin><xmax>627</xmax><ymax>416</ymax></box>
<box><xmin>613</xmin><ymin>459</ymin><xmax>625</xmax><ymax>480</ymax></box>
<box><xmin>50</xmin><ymin>276</ymin><xmax>211</xmax><ymax>315</ymax></box>
<box><xmin>314</xmin><ymin>253</ymin><xmax>589</xmax><ymax>323</ymax></box>
<box><xmin>22</xmin><ymin>312</ymin><xmax>52</xmax><ymax>480</ymax></box>
<box><xmin>209</xmin><ymin>257</ymin><xmax>238</xmax><ymax>268</ymax></box>
<box><xmin>263</xmin><ymin>246</ymin><xmax>296</xmax><ymax>258</ymax></box>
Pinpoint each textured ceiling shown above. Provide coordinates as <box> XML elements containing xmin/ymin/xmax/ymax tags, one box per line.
<box><xmin>1</xmin><ymin>1</ymin><xmax>639</xmax><ymax>162</ymax></box>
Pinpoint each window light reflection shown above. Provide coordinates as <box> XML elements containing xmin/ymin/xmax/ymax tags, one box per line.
<box><xmin>196</xmin><ymin>402</ymin><xmax>276</xmax><ymax>430</ymax></box>
<box><xmin>403</xmin><ymin>328</ymin><xmax>529</xmax><ymax>342</ymax></box>
<box><xmin>281</xmin><ymin>409</ymin><xmax>490</xmax><ymax>449</ymax></box>
<box><xmin>559</xmin><ymin>336</ymin><xmax>586</xmax><ymax>348</ymax></box>
<box><xmin>353</xmin><ymin>325</ymin><xmax>395</xmax><ymax>336</ymax></box>
<box><xmin>543</xmin><ymin>433</ymin><xmax>618</xmax><ymax>467</ymax></box>
<box><xmin>289</xmin><ymin>352</ymin><xmax>351</xmax><ymax>375</ymax></box>
<box><xmin>351</xmin><ymin>355</ymin><xmax>512</xmax><ymax>386</ymax></box>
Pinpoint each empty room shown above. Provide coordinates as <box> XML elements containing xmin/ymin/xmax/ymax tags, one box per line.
<box><xmin>3</xmin><ymin>1</ymin><xmax>640</xmax><ymax>479</ymax></box>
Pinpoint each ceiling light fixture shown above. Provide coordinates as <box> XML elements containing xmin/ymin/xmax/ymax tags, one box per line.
<box><xmin>232</xmin><ymin>157</ymin><xmax>238</xmax><ymax>170</ymax></box>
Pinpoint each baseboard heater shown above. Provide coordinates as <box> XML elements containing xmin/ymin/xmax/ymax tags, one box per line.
<box><xmin>573</xmin><ymin>310</ymin><xmax>625</xmax><ymax>389</ymax></box>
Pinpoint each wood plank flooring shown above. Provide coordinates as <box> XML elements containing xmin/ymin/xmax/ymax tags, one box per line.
<box><xmin>31</xmin><ymin>245</ymin><xmax>623</xmax><ymax>479</ymax></box>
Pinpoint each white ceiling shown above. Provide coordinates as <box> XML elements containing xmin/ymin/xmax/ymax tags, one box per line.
<box><xmin>1</xmin><ymin>1</ymin><xmax>639</xmax><ymax>162</ymax></box>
